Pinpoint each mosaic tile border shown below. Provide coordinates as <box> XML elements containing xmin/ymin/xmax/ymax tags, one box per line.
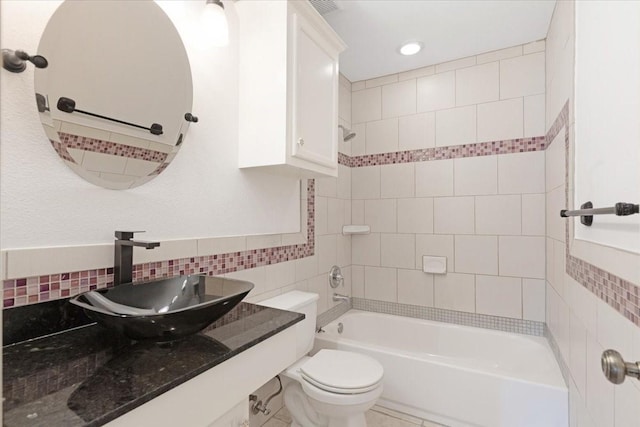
<box><xmin>2</xmin><ymin>181</ymin><xmax>315</xmax><ymax>308</ymax></box>
<box><xmin>547</xmin><ymin>101</ymin><xmax>640</xmax><ymax>327</ymax></box>
<box><xmin>57</xmin><ymin>132</ymin><xmax>169</xmax><ymax>163</ymax></box>
<box><xmin>338</xmin><ymin>136</ymin><xmax>546</xmax><ymax>168</ymax></box>
<box><xmin>351</xmin><ymin>298</ymin><xmax>545</xmax><ymax>336</ymax></box>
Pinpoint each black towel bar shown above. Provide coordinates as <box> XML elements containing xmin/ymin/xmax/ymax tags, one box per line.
<box><xmin>57</xmin><ymin>97</ymin><xmax>163</xmax><ymax>135</ymax></box>
<box><xmin>560</xmin><ymin>201</ymin><xmax>639</xmax><ymax>226</ymax></box>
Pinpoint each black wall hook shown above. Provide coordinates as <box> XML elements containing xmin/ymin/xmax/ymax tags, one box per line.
<box><xmin>184</xmin><ymin>113</ymin><xmax>198</xmax><ymax>123</ymax></box>
<box><xmin>2</xmin><ymin>49</ymin><xmax>48</xmax><ymax>73</ymax></box>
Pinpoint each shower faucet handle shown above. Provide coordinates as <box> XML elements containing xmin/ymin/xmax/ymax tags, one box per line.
<box><xmin>329</xmin><ymin>265</ymin><xmax>344</xmax><ymax>288</ymax></box>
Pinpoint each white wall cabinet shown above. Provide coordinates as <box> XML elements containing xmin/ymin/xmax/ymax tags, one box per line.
<box><xmin>237</xmin><ymin>1</ymin><xmax>346</xmax><ymax>177</ymax></box>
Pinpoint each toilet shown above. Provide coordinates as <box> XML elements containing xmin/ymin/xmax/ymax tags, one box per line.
<box><xmin>259</xmin><ymin>291</ymin><xmax>383</xmax><ymax>427</ymax></box>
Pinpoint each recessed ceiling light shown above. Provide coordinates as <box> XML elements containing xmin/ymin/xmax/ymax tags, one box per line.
<box><xmin>399</xmin><ymin>42</ymin><xmax>422</xmax><ymax>56</ymax></box>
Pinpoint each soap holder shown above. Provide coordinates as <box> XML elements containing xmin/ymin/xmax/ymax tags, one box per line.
<box><xmin>423</xmin><ymin>256</ymin><xmax>447</xmax><ymax>274</ymax></box>
<box><xmin>342</xmin><ymin>225</ymin><xmax>370</xmax><ymax>235</ymax></box>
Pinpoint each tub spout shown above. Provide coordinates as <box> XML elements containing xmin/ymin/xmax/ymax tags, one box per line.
<box><xmin>333</xmin><ymin>293</ymin><xmax>350</xmax><ymax>303</ymax></box>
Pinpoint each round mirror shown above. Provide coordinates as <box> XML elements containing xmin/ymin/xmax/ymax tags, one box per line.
<box><xmin>34</xmin><ymin>1</ymin><xmax>194</xmax><ymax>189</ymax></box>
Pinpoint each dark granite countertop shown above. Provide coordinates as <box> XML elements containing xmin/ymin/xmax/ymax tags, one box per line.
<box><xmin>3</xmin><ymin>302</ymin><xmax>304</xmax><ymax>426</ymax></box>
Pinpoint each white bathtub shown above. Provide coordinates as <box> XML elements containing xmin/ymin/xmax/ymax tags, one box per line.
<box><xmin>313</xmin><ymin>310</ymin><xmax>567</xmax><ymax>427</ymax></box>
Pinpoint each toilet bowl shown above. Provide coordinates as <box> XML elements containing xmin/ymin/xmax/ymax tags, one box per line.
<box><xmin>259</xmin><ymin>291</ymin><xmax>384</xmax><ymax>427</ymax></box>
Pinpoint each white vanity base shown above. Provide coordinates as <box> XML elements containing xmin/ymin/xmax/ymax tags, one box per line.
<box><xmin>105</xmin><ymin>327</ymin><xmax>297</xmax><ymax>427</ymax></box>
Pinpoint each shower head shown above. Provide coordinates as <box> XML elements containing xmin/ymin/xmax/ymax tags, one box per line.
<box><xmin>338</xmin><ymin>125</ymin><xmax>356</xmax><ymax>142</ymax></box>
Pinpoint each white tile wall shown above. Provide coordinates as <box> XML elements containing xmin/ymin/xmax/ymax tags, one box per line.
<box><xmin>397</xmin><ymin>198</ymin><xmax>434</xmax><ymax>234</ymax></box>
<box><xmin>524</xmin><ymin>94</ymin><xmax>546</xmax><ymax>137</ymax></box>
<box><xmin>399</xmin><ymin>65</ymin><xmax>434</xmax><ymax>81</ymax></box>
<box><xmin>354</xmin><ymin>42</ymin><xmax>545</xmax><ymax>154</ymax></box>
<box><xmin>477</xmin><ymin>45</ymin><xmax>523</xmax><ymax>64</ymax></box>
<box><xmin>476</xmin><ymin>275</ymin><xmax>522</xmax><ymax>318</ymax></box>
<box><xmin>416</xmin><ymin>71</ymin><xmax>456</xmax><ymax>113</ymax></box>
<box><xmin>347</xmin><ymin>41</ymin><xmax>548</xmax><ymax>323</ymax></box>
<box><xmin>522</xmin><ymin>278</ymin><xmax>546</xmax><ymax>321</ymax></box>
<box><xmin>434</xmin><ymin>273</ymin><xmax>475</xmax><ymax>312</ymax></box>
<box><xmin>399</xmin><ymin>113</ymin><xmax>436</xmax><ymax>150</ymax></box>
<box><xmin>366</xmin><ymin>118</ymin><xmax>399</xmax><ymax>154</ymax></box>
<box><xmin>397</xmin><ymin>269</ymin><xmax>434</xmax><ymax>306</ymax></box>
<box><xmin>364</xmin><ymin>266</ymin><xmax>397</xmax><ymax>302</ymax></box>
<box><xmin>521</xmin><ymin>194</ymin><xmax>546</xmax><ymax>236</ymax></box>
<box><xmin>523</xmin><ymin>40</ymin><xmax>545</xmax><ymax>55</ymax></box>
<box><xmin>454</xmin><ymin>156</ymin><xmax>497</xmax><ymax>196</ymax></box>
<box><xmin>455</xmin><ymin>62</ymin><xmax>499</xmax><ymax>106</ymax></box>
<box><xmin>316</xmin><ymin>234</ymin><xmax>337</xmax><ymax>273</ymax></box>
<box><xmin>352</xmin><ymin>87</ymin><xmax>381</xmax><ymax>124</ymax></box>
<box><xmin>365</xmin><ymin>199</ymin><xmax>397</xmax><ymax>232</ymax></box>
<box><xmin>435</xmin><ymin>56</ymin><xmax>476</xmax><ymax>73</ymax></box>
<box><xmin>455</xmin><ymin>235</ymin><xmax>498</xmax><ymax>275</ymax></box>
<box><xmin>352</xmin><ymin>233</ymin><xmax>381</xmax><ymax>266</ymax></box>
<box><xmin>434</xmin><ymin>197</ymin><xmax>475</xmax><ymax>234</ymax></box>
<box><xmin>382</xmin><ymin>79</ymin><xmax>417</xmax><ymax>118</ymax></box>
<box><xmin>415</xmin><ymin>159</ymin><xmax>454</xmax><ymax>197</ymax></box>
<box><xmin>499</xmin><ymin>236</ymin><xmax>545</xmax><ymax>279</ymax></box>
<box><xmin>381</xmin><ymin>234</ymin><xmax>415</xmax><ymax>269</ymax></box>
<box><xmin>500</xmin><ymin>52</ymin><xmax>546</xmax><ymax>99</ymax></box>
<box><xmin>352</xmin><ymin>166</ymin><xmax>380</xmax><ymax>199</ymax></box>
<box><xmin>350</xmin><ymin>123</ymin><xmax>366</xmax><ymax>156</ymax></box>
<box><xmin>475</xmin><ymin>195</ymin><xmax>522</xmax><ymax>235</ymax></box>
<box><xmin>315</xmin><ymin>196</ymin><xmax>329</xmax><ymax>236</ymax></box>
<box><xmin>477</xmin><ymin>98</ymin><xmax>524</xmax><ymax>142</ymax></box>
<box><xmin>327</xmin><ymin>198</ymin><xmax>346</xmax><ymax>234</ymax></box>
<box><xmin>380</xmin><ymin>163</ymin><xmax>414</xmax><ymax>199</ymax></box>
<box><xmin>351</xmin><ymin>265</ymin><xmax>364</xmax><ymax>298</ymax></box>
<box><xmin>435</xmin><ymin>105</ymin><xmax>477</xmax><ymax>147</ymax></box>
<box><xmin>366</xmin><ymin>74</ymin><xmax>398</xmax><ymax>88</ymax></box>
<box><xmin>498</xmin><ymin>151</ymin><xmax>546</xmax><ymax>194</ymax></box>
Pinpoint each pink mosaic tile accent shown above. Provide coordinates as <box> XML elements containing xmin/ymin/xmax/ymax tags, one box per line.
<box><xmin>49</xmin><ymin>140</ymin><xmax>75</xmax><ymax>163</ymax></box>
<box><xmin>57</xmin><ymin>132</ymin><xmax>169</xmax><ymax>163</ymax></box>
<box><xmin>339</xmin><ymin>136</ymin><xmax>546</xmax><ymax>168</ymax></box>
<box><xmin>2</xmin><ymin>180</ymin><xmax>315</xmax><ymax>309</ymax></box>
<box><xmin>547</xmin><ymin>100</ymin><xmax>640</xmax><ymax>327</ymax></box>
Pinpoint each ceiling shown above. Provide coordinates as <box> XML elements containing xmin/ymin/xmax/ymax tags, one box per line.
<box><xmin>317</xmin><ymin>0</ymin><xmax>557</xmax><ymax>82</ymax></box>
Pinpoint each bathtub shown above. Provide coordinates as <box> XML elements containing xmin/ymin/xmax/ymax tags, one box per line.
<box><xmin>313</xmin><ymin>310</ymin><xmax>567</xmax><ymax>427</ymax></box>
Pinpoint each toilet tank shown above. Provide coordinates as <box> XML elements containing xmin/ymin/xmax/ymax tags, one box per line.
<box><xmin>258</xmin><ymin>291</ymin><xmax>319</xmax><ymax>358</ymax></box>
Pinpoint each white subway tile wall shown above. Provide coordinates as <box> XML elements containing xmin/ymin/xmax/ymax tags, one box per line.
<box><xmin>350</xmin><ymin>41</ymin><xmax>547</xmax><ymax>321</ymax></box>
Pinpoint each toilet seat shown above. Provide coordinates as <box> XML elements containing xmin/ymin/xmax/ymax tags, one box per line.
<box><xmin>299</xmin><ymin>349</ymin><xmax>383</xmax><ymax>394</ymax></box>
<box><xmin>300</xmin><ymin>373</ymin><xmax>380</xmax><ymax>394</ymax></box>
<box><xmin>298</xmin><ymin>374</ymin><xmax>383</xmax><ymax>406</ymax></box>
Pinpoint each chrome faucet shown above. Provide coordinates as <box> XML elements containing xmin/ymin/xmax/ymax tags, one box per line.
<box><xmin>114</xmin><ymin>231</ymin><xmax>160</xmax><ymax>286</ymax></box>
<box><xmin>333</xmin><ymin>293</ymin><xmax>350</xmax><ymax>303</ymax></box>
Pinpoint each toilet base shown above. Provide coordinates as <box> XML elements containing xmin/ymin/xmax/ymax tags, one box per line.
<box><xmin>284</xmin><ymin>382</ymin><xmax>376</xmax><ymax>427</ymax></box>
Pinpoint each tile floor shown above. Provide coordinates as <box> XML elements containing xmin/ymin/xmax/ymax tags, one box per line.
<box><xmin>262</xmin><ymin>405</ymin><xmax>447</xmax><ymax>427</ymax></box>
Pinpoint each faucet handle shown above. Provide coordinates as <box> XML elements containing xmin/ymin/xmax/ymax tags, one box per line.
<box><xmin>115</xmin><ymin>230</ymin><xmax>145</xmax><ymax>240</ymax></box>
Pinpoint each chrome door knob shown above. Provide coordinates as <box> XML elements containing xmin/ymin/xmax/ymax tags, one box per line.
<box><xmin>601</xmin><ymin>349</ymin><xmax>640</xmax><ymax>384</ymax></box>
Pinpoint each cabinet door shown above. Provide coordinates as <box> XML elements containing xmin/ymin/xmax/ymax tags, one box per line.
<box><xmin>291</xmin><ymin>12</ymin><xmax>339</xmax><ymax>169</ymax></box>
<box><xmin>207</xmin><ymin>399</ymin><xmax>249</xmax><ymax>427</ymax></box>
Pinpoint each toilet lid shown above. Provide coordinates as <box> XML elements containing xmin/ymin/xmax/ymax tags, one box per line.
<box><xmin>299</xmin><ymin>349</ymin><xmax>383</xmax><ymax>393</ymax></box>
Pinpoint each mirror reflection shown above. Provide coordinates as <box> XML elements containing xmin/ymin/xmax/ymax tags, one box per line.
<box><xmin>35</xmin><ymin>1</ymin><xmax>194</xmax><ymax>189</ymax></box>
